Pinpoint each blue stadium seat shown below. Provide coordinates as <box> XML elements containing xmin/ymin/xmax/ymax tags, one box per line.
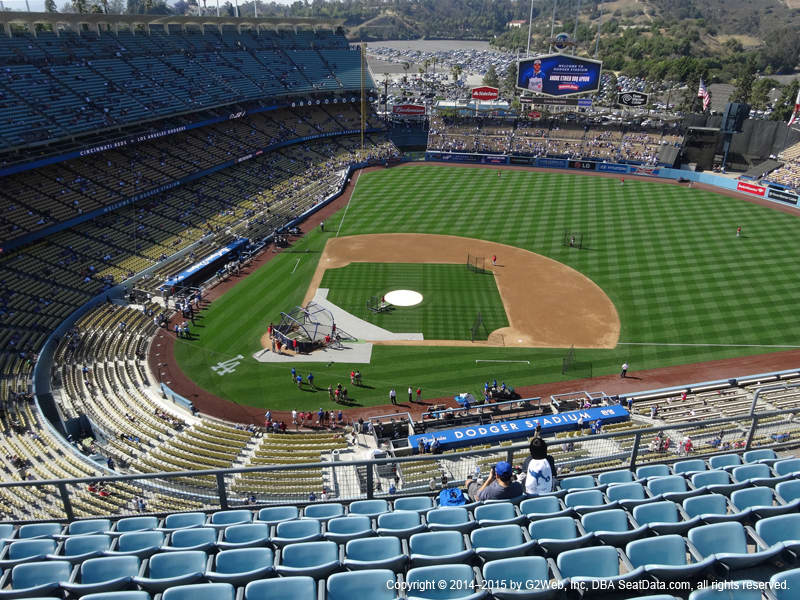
<box><xmin>327</xmin><ymin>569</ymin><xmax>398</xmax><ymax>600</ymax></box>
<box><xmin>217</xmin><ymin>523</ymin><xmax>270</xmax><ymax>550</ymax></box>
<box><xmin>730</xmin><ymin>486</ymin><xmax>793</xmax><ymax>520</ymax></box>
<box><xmin>405</xmin><ymin>564</ymin><xmax>487</xmax><ymax>600</ymax></box>
<box><xmin>303</xmin><ymin>503</ymin><xmax>345</xmax><ymax>521</ymax></box>
<box><xmin>690</xmin><ymin>470</ymin><xmax>746</xmax><ymax>495</ymax></box>
<box><xmin>597</xmin><ymin>470</ymin><xmax>635</xmax><ymax>485</ymax></box>
<box><xmin>708</xmin><ymin>454</ymin><xmax>742</xmax><ymax>470</ymax></box>
<box><xmin>112</xmin><ymin>517</ymin><xmax>158</xmax><ymax>536</ymax></box>
<box><xmin>80</xmin><ymin>592</ymin><xmax>151</xmax><ymax>600</ymax></box>
<box><xmin>559</xmin><ymin>475</ymin><xmax>597</xmax><ymax>491</ymax></box>
<box><xmin>106</xmin><ymin>531</ymin><xmax>165</xmax><ymax>559</ymax></box>
<box><xmin>0</xmin><ymin>525</ymin><xmax>14</xmax><ymax>543</ymax></box>
<box><xmin>0</xmin><ymin>539</ymin><xmax>56</xmax><ymax>568</ymax></box>
<box><xmin>742</xmin><ymin>449</ymin><xmax>778</xmax><ymax>465</ymax></box>
<box><xmin>158</xmin><ymin>513</ymin><xmax>205</xmax><ymax>533</ymax></box>
<box><xmin>528</xmin><ymin>516</ymin><xmax>593</xmax><ymax>557</ymax></box>
<box><xmin>687</xmin><ymin>521</ymin><xmax>783</xmax><ymax>572</ymax></box>
<box><xmin>646</xmin><ymin>475</ymin><xmax>702</xmax><ymax>502</ymax></box>
<box><xmin>132</xmin><ymin>550</ymin><xmax>207</xmax><ymax>593</ymax></box>
<box><xmin>776</xmin><ymin>479</ymin><xmax>800</xmax><ymax>503</ymax></box>
<box><xmin>687</xmin><ymin>580</ymin><xmax>763</xmax><ymax>600</ymax></box>
<box><xmin>162</xmin><ymin>583</ymin><xmax>235</xmax><ymax>600</ymax></box>
<box><xmin>376</xmin><ymin>511</ymin><xmax>426</xmax><ymax>539</ymax></box>
<box><xmin>636</xmin><ymin>464</ymin><xmax>671</xmax><ymax>480</ymax></box>
<box><xmin>731</xmin><ymin>464</ymin><xmax>776</xmax><ymax>486</ymax></box>
<box><xmin>470</xmin><ymin>524</ymin><xmax>536</xmax><ymax>561</ymax></box>
<box><xmin>773</xmin><ymin>458</ymin><xmax>800</xmax><ymax>476</ymax></box>
<box><xmin>0</xmin><ymin>560</ymin><xmax>71</xmax><ymax>599</ymax></box>
<box><xmin>255</xmin><ymin>506</ymin><xmax>298</xmax><ymax>526</ymax></box>
<box><xmin>674</xmin><ymin>459</ymin><xmax>708</xmax><ymax>475</ymax></box>
<box><xmin>348</xmin><ymin>500</ymin><xmax>389</xmax><ymax>518</ymax></box>
<box><xmin>683</xmin><ymin>493</ymin><xmax>743</xmax><ymax>524</ymax></box>
<box><xmin>162</xmin><ymin>528</ymin><xmax>217</xmax><ymax>553</ymax></box>
<box><xmin>17</xmin><ymin>523</ymin><xmax>62</xmax><ymax>540</ymax></box>
<box><xmin>48</xmin><ymin>534</ymin><xmax>111</xmax><ymax>564</ymax></box>
<box><xmin>754</xmin><ymin>513</ymin><xmax>800</xmax><ymax>557</ymax></box>
<box><xmin>473</xmin><ymin>503</ymin><xmax>524</xmax><ymax>526</ymax></box>
<box><xmin>207</xmin><ymin>510</ymin><xmax>252</xmax><ymax>530</ymax></box>
<box><xmin>770</xmin><ymin>566</ymin><xmax>800</xmax><ymax>600</ymax></box>
<box><xmin>580</xmin><ymin>508</ymin><xmax>648</xmax><ymax>546</ymax></box>
<box><xmin>519</xmin><ymin>497</ymin><xmax>573</xmax><ymax>522</ymax></box>
<box><xmin>605</xmin><ymin>482</ymin><xmax>651</xmax><ymax>508</ymax></box>
<box><xmin>633</xmin><ymin>500</ymin><xmax>699</xmax><ymax>535</ymax></box>
<box><xmin>408</xmin><ymin>530</ymin><xmax>474</xmax><ymax>567</ymax></box>
<box><xmin>556</xmin><ymin>546</ymin><xmax>644</xmax><ymax>588</ymax></box>
<box><xmin>482</xmin><ymin>556</ymin><xmax>556</xmax><ymax>600</ymax></box>
<box><xmin>205</xmin><ymin>547</ymin><xmax>274</xmax><ymax>585</ymax></box>
<box><xmin>343</xmin><ymin>536</ymin><xmax>407</xmax><ymax>572</ymax></box>
<box><xmin>563</xmin><ymin>489</ymin><xmax>614</xmax><ymax>514</ymax></box>
<box><xmin>60</xmin><ymin>555</ymin><xmax>140</xmax><ymax>596</ymax></box>
<box><xmin>244</xmin><ymin>576</ymin><xmax>316</xmax><ymax>600</ymax></box>
<box><xmin>62</xmin><ymin>519</ymin><xmax>112</xmax><ymax>537</ymax></box>
<box><xmin>271</xmin><ymin>519</ymin><xmax>322</xmax><ymax>547</ymax></box>
<box><xmin>625</xmin><ymin>534</ymin><xmax>714</xmax><ymax>581</ymax></box>
<box><xmin>425</xmin><ymin>507</ymin><xmax>477</xmax><ymax>533</ymax></box>
<box><xmin>324</xmin><ymin>516</ymin><xmax>374</xmax><ymax>544</ymax></box>
<box><xmin>276</xmin><ymin>540</ymin><xmax>340</xmax><ymax>578</ymax></box>
<box><xmin>393</xmin><ymin>497</ymin><xmax>434</xmax><ymax>513</ymax></box>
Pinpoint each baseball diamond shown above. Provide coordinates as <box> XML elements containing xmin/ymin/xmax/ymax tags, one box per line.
<box><xmin>170</xmin><ymin>163</ymin><xmax>800</xmax><ymax>411</ymax></box>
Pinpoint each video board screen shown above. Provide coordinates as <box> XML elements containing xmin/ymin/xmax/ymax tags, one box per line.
<box><xmin>517</xmin><ymin>53</ymin><xmax>602</xmax><ymax>97</ymax></box>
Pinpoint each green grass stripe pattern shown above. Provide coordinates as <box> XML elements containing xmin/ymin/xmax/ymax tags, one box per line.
<box><xmin>175</xmin><ymin>165</ymin><xmax>800</xmax><ymax>410</ymax></box>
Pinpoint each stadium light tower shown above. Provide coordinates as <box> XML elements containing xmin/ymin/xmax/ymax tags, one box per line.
<box><xmin>526</xmin><ymin>0</ymin><xmax>535</xmax><ymax>56</ymax></box>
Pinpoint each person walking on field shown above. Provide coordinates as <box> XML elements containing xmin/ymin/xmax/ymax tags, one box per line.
<box><xmin>620</xmin><ymin>362</ymin><xmax>629</xmax><ymax>378</ymax></box>
<box><xmin>736</xmin><ymin>225</ymin><xmax>742</xmax><ymax>237</ymax></box>
<box><xmin>389</xmin><ymin>388</ymin><xmax>397</xmax><ymax>405</ymax></box>
<box><xmin>492</xmin><ymin>255</ymin><xmax>497</xmax><ymax>266</ymax></box>
<box><xmin>408</xmin><ymin>386</ymin><xmax>413</xmax><ymax>403</ymax></box>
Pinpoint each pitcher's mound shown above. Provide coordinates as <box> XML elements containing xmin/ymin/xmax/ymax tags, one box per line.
<box><xmin>384</xmin><ymin>289</ymin><xmax>423</xmax><ymax>307</ymax></box>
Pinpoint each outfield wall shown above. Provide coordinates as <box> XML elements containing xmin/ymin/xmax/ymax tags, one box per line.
<box><xmin>424</xmin><ymin>152</ymin><xmax>800</xmax><ymax>208</ymax></box>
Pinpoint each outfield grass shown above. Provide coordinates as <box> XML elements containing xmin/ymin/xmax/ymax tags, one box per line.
<box><xmin>321</xmin><ymin>263</ymin><xmax>507</xmax><ymax>340</ymax></box>
<box><xmin>175</xmin><ymin>165</ymin><xmax>800</xmax><ymax>411</ymax></box>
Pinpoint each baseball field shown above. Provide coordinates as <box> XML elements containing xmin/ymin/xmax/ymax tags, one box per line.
<box><xmin>172</xmin><ymin>164</ymin><xmax>800</xmax><ymax>411</ymax></box>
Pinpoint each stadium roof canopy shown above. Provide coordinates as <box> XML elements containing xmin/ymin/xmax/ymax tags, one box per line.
<box><xmin>0</xmin><ymin>11</ymin><xmax>344</xmax><ymax>36</ymax></box>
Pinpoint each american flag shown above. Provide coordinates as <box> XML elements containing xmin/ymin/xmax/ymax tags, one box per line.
<box><xmin>697</xmin><ymin>79</ymin><xmax>710</xmax><ymax>111</ymax></box>
<box><xmin>789</xmin><ymin>87</ymin><xmax>800</xmax><ymax>127</ymax></box>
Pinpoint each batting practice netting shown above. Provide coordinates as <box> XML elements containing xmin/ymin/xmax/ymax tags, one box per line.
<box><xmin>275</xmin><ymin>302</ymin><xmax>354</xmax><ymax>352</ymax></box>
<box><xmin>470</xmin><ymin>311</ymin><xmax>488</xmax><ymax>342</ymax></box>
<box><xmin>466</xmin><ymin>253</ymin><xmax>487</xmax><ymax>274</ymax></box>
<box><xmin>561</xmin><ymin>345</ymin><xmax>592</xmax><ymax>378</ymax></box>
<box><xmin>562</xmin><ymin>230</ymin><xmax>585</xmax><ymax>249</ymax></box>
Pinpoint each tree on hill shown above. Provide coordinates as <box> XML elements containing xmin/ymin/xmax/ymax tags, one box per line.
<box><xmin>730</xmin><ymin>57</ymin><xmax>757</xmax><ymax>104</ymax></box>
<box><xmin>771</xmin><ymin>80</ymin><xmax>800</xmax><ymax>123</ymax></box>
<box><xmin>483</xmin><ymin>64</ymin><xmax>499</xmax><ymax>88</ymax></box>
<box><xmin>45</xmin><ymin>0</ymin><xmax>58</xmax><ymax>12</ymax></box>
<box><xmin>749</xmin><ymin>78</ymin><xmax>779</xmax><ymax>110</ymax></box>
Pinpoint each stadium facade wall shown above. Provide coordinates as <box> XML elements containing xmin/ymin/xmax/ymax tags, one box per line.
<box><xmin>683</xmin><ymin>115</ymin><xmax>800</xmax><ymax>159</ymax></box>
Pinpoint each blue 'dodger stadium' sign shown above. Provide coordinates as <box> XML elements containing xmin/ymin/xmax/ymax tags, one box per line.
<box><xmin>517</xmin><ymin>53</ymin><xmax>602</xmax><ymax>97</ymax></box>
<box><xmin>408</xmin><ymin>404</ymin><xmax>629</xmax><ymax>452</ymax></box>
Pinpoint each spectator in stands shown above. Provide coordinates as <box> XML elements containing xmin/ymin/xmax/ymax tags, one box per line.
<box><xmin>466</xmin><ymin>461</ymin><xmax>523</xmax><ymax>501</ymax></box>
<box><xmin>521</xmin><ymin>437</ymin><xmax>557</xmax><ymax>495</ymax></box>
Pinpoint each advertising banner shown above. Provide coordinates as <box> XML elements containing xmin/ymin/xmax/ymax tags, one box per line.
<box><xmin>767</xmin><ymin>187</ymin><xmax>799</xmax><ymax>205</ymax></box>
<box><xmin>408</xmin><ymin>405</ymin><xmax>630</xmax><ymax>451</ymax></box>
<box><xmin>517</xmin><ymin>53</ymin><xmax>602</xmax><ymax>97</ymax></box>
<box><xmin>438</xmin><ymin>153</ymin><xmax>481</xmax><ymax>163</ymax></box>
<box><xmin>522</xmin><ymin>97</ymin><xmax>593</xmax><ymax>107</ymax></box>
<box><xmin>597</xmin><ymin>163</ymin><xmax>629</xmax><ymax>173</ymax></box>
<box><xmin>392</xmin><ymin>104</ymin><xmax>426</xmax><ymax>116</ymax></box>
<box><xmin>632</xmin><ymin>166</ymin><xmax>660</xmax><ymax>176</ymax></box>
<box><xmin>510</xmin><ymin>156</ymin><xmax>535</xmax><ymax>165</ymax></box>
<box><xmin>535</xmin><ymin>157</ymin><xmax>570</xmax><ymax>169</ymax></box>
<box><xmin>481</xmin><ymin>155</ymin><xmax>509</xmax><ymax>165</ymax></box>
<box><xmin>736</xmin><ymin>181</ymin><xmax>766</xmax><ymax>197</ymax></box>
<box><xmin>569</xmin><ymin>160</ymin><xmax>597</xmax><ymax>171</ymax></box>
<box><xmin>617</xmin><ymin>91</ymin><xmax>649</xmax><ymax>107</ymax></box>
<box><xmin>471</xmin><ymin>86</ymin><xmax>500</xmax><ymax>101</ymax></box>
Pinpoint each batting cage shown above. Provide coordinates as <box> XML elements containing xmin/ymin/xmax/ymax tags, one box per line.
<box><xmin>562</xmin><ymin>230</ymin><xmax>585</xmax><ymax>249</ymax></box>
<box><xmin>274</xmin><ymin>302</ymin><xmax>353</xmax><ymax>352</ymax></box>
<box><xmin>470</xmin><ymin>310</ymin><xmax>489</xmax><ymax>342</ymax></box>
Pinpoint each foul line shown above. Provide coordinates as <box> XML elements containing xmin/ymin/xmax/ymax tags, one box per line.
<box><xmin>618</xmin><ymin>342</ymin><xmax>800</xmax><ymax>349</ymax></box>
<box><xmin>291</xmin><ymin>258</ymin><xmax>301</xmax><ymax>273</ymax></box>
<box><xmin>476</xmin><ymin>359</ymin><xmax>531</xmax><ymax>364</ymax></box>
<box><xmin>335</xmin><ymin>171</ymin><xmax>361</xmax><ymax>238</ymax></box>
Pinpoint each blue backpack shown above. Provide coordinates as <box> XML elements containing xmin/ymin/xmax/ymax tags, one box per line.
<box><xmin>438</xmin><ymin>487</ymin><xmax>467</xmax><ymax>506</ymax></box>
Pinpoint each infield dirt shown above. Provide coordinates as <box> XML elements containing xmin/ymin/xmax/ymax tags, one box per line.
<box><xmin>300</xmin><ymin>233</ymin><xmax>620</xmax><ymax>349</ymax></box>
